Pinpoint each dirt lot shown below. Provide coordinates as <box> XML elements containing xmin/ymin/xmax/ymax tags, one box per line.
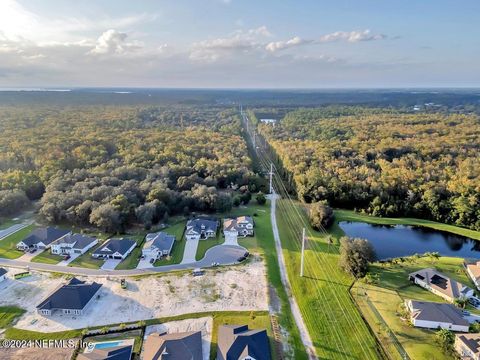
<box><xmin>0</xmin><ymin>257</ymin><xmax>267</xmax><ymax>332</ymax></box>
<box><xmin>2</xmin><ymin>347</ymin><xmax>75</xmax><ymax>360</ymax></box>
<box><xmin>144</xmin><ymin>317</ymin><xmax>212</xmax><ymax>360</ymax></box>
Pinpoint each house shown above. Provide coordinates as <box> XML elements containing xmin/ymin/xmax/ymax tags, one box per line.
<box><xmin>92</xmin><ymin>238</ymin><xmax>136</xmax><ymax>260</ymax></box>
<box><xmin>142</xmin><ymin>232</ymin><xmax>175</xmax><ymax>260</ymax></box>
<box><xmin>406</xmin><ymin>300</ymin><xmax>470</xmax><ymax>332</ymax></box>
<box><xmin>78</xmin><ymin>339</ymin><xmax>134</xmax><ymax>360</ymax></box>
<box><xmin>409</xmin><ymin>268</ymin><xmax>474</xmax><ymax>302</ymax></box>
<box><xmin>16</xmin><ymin>227</ymin><xmax>71</xmax><ymax>251</ymax></box>
<box><xmin>465</xmin><ymin>261</ymin><xmax>480</xmax><ymax>290</ymax></box>
<box><xmin>0</xmin><ymin>267</ymin><xmax>7</xmax><ymax>282</ymax></box>
<box><xmin>223</xmin><ymin>216</ymin><xmax>254</xmax><ymax>237</ymax></box>
<box><xmin>455</xmin><ymin>333</ymin><xmax>480</xmax><ymax>360</ymax></box>
<box><xmin>143</xmin><ymin>331</ymin><xmax>202</xmax><ymax>360</ymax></box>
<box><xmin>36</xmin><ymin>277</ymin><xmax>102</xmax><ymax>316</ymax></box>
<box><xmin>185</xmin><ymin>219</ymin><xmax>218</xmax><ymax>241</ymax></box>
<box><xmin>217</xmin><ymin>324</ymin><xmax>271</xmax><ymax>360</ymax></box>
<box><xmin>50</xmin><ymin>233</ymin><xmax>98</xmax><ymax>256</ymax></box>
<box><xmin>260</xmin><ymin>118</ymin><xmax>277</xmax><ymax>126</ymax></box>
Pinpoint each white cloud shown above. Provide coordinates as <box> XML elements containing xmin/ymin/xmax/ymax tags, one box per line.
<box><xmin>265</xmin><ymin>36</ymin><xmax>312</xmax><ymax>52</ymax></box>
<box><xmin>89</xmin><ymin>29</ymin><xmax>142</xmax><ymax>55</ymax></box>
<box><xmin>319</xmin><ymin>29</ymin><xmax>385</xmax><ymax>43</ymax></box>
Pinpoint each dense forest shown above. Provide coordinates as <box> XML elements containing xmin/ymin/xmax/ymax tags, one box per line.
<box><xmin>259</xmin><ymin>107</ymin><xmax>480</xmax><ymax>230</ymax></box>
<box><xmin>0</xmin><ymin>105</ymin><xmax>262</xmax><ymax>231</ymax></box>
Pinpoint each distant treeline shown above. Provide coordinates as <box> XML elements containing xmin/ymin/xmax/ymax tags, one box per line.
<box><xmin>259</xmin><ymin>106</ymin><xmax>480</xmax><ymax>230</ymax></box>
<box><xmin>0</xmin><ymin>106</ymin><xmax>265</xmax><ymax>231</ymax></box>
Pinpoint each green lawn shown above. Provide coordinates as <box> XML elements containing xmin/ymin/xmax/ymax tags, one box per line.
<box><xmin>30</xmin><ymin>250</ymin><xmax>64</xmax><ymax>264</ymax></box>
<box><xmin>335</xmin><ymin>209</ymin><xmax>480</xmax><ymax>241</ymax></box>
<box><xmin>195</xmin><ymin>233</ymin><xmax>224</xmax><ymax>261</ymax></box>
<box><xmin>353</xmin><ymin>255</ymin><xmax>476</xmax><ymax>360</ymax></box>
<box><xmin>276</xmin><ymin>199</ymin><xmax>381</xmax><ymax>359</ymax></box>
<box><xmin>68</xmin><ymin>240</ymin><xmax>107</xmax><ymax>269</ymax></box>
<box><xmin>0</xmin><ymin>306</ymin><xmax>25</xmax><ymax>329</ymax></box>
<box><xmin>0</xmin><ymin>224</ymin><xmax>35</xmax><ymax>259</ymax></box>
<box><xmin>154</xmin><ymin>221</ymin><xmax>187</xmax><ymax>266</ymax></box>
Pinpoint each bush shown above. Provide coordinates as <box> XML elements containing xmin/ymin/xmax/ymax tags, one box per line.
<box><xmin>256</xmin><ymin>192</ymin><xmax>266</xmax><ymax>205</ymax></box>
<box><xmin>309</xmin><ymin>201</ymin><xmax>334</xmax><ymax>230</ymax></box>
<box><xmin>339</xmin><ymin>236</ymin><xmax>376</xmax><ymax>278</ymax></box>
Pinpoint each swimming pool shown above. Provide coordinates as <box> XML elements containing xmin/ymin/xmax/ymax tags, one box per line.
<box><xmin>93</xmin><ymin>340</ymin><xmax>123</xmax><ymax>349</ymax></box>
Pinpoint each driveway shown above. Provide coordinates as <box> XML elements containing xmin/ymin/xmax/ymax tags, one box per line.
<box><xmin>137</xmin><ymin>256</ymin><xmax>155</xmax><ymax>269</ymax></box>
<box><xmin>57</xmin><ymin>253</ymin><xmax>81</xmax><ymax>266</ymax></box>
<box><xmin>17</xmin><ymin>248</ymin><xmax>44</xmax><ymax>262</ymax></box>
<box><xmin>224</xmin><ymin>232</ymin><xmax>239</xmax><ymax>246</ymax></box>
<box><xmin>101</xmin><ymin>259</ymin><xmax>122</xmax><ymax>270</ymax></box>
<box><xmin>181</xmin><ymin>238</ymin><xmax>199</xmax><ymax>264</ymax></box>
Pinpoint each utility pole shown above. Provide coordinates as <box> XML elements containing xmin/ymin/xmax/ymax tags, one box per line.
<box><xmin>300</xmin><ymin>228</ymin><xmax>306</xmax><ymax>277</ymax></box>
<box><xmin>269</xmin><ymin>163</ymin><xmax>274</xmax><ymax>194</ymax></box>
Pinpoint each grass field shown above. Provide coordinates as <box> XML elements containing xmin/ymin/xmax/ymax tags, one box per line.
<box><xmin>335</xmin><ymin>209</ymin><xmax>480</xmax><ymax>241</ymax></box>
<box><xmin>195</xmin><ymin>232</ymin><xmax>224</xmax><ymax>261</ymax></box>
<box><xmin>30</xmin><ymin>250</ymin><xmax>63</xmax><ymax>264</ymax></box>
<box><xmin>68</xmin><ymin>240</ymin><xmax>107</xmax><ymax>269</ymax></box>
<box><xmin>276</xmin><ymin>199</ymin><xmax>381</xmax><ymax>359</ymax></box>
<box><xmin>0</xmin><ymin>306</ymin><xmax>25</xmax><ymax>329</ymax></box>
<box><xmin>115</xmin><ymin>234</ymin><xmax>146</xmax><ymax>270</ymax></box>
<box><xmin>0</xmin><ymin>225</ymin><xmax>35</xmax><ymax>259</ymax></box>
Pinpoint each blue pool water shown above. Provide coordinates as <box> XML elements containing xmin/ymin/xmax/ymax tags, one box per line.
<box><xmin>94</xmin><ymin>341</ymin><xmax>123</xmax><ymax>349</ymax></box>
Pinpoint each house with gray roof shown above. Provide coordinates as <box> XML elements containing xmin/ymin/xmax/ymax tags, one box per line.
<box><xmin>217</xmin><ymin>324</ymin><xmax>271</xmax><ymax>360</ymax></box>
<box><xmin>92</xmin><ymin>238</ymin><xmax>136</xmax><ymax>260</ymax></box>
<box><xmin>406</xmin><ymin>300</ymin><xmax>470</xmax><ymax>332</ymax></box>
<box><xmin>409</xmin><ymin>268</ymin><xmax>474</xmax><ymax>302</ymax></box>
<box><xmin>78</xmin><ymin>339</ymin><xmax>134</xmax><ymax>360</ymax></box>
<box><xmin>143</xmin><ymin>331</ymin><xmax>202</xmax><ymax>360</ymax></box>
<box><xmin>455</xmin><ymin>333</ymin><xmax>480</xmax><ymax>360</ymax></box>
<box><xmin>50</xmin><ymin>233</ymin><xmax>98</xmax><ymax>256</ymax></box>
<box><xmin>142</xmin><ymin>232</ymin><xmax>175</xmax><ymax>260</ymax></box>
<box><xmin>223</xmin><ymin>216</ymin><xmax>254</xmax><ymax>237</ymax></box>
<box><xmin>186</xmin><ymin>218</ymin><xmax>218</xmax><ymax>241</ymax></box>
<box><xmin>16</xmin><ymin>227</ymin><xmax>71</xmax><ymax>251</ymax></box>
<box><xmin>37</xmin><ymin>277</ymin><xmax>102</xmax><ymax>316</ymax></box>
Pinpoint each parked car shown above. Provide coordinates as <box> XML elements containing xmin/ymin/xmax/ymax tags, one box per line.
<box><xmin>63</xmin><ymin>254</ymin><xmax>71</xmax><ymax>260</ymax></box>
<box><xmin>120</xmin><ymin>279</ymin><xmax>127</xmax><ymax>289</ymax></box>
<box><xmin>29</xmin><ymin>248</ymin><xmax>36</xmax><ymax>253</ymax></box>
<box><xmin>149</xmin><ymin>258</ymin><xmax>155</xmax><ymax>264</ymax></box>
<box><xmin>192</xmin><ymin>268</ymin><xmax>204</xmax><ymax>276</ymax></box>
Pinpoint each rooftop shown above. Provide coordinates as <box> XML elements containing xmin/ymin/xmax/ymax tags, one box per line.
<box><xmin>409</xmin><ymin>268</ymin><xmax>472</xmax><ymax>300</ymax></box>
<box><xmin>143</xmin><ymin>331</ymin><xmax>202</xmax><ymax>360</ymax></box>
<box><xmin>456</xmin><ymin>333</ymin><xmax>480</xmax><ymax>357</ymax></box>
<box><xmin>408</xmin><ymin>300</ymin><xmax>469</xmax><ymax>327</ymax></box>
<box><xmin>93</xmin><ymin>238</ymin><xmax>136</xmax><ymax>256</ymax></box>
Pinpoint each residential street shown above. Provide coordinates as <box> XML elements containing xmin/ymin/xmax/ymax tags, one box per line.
<box><xmin>0</xmin><ymin>244</ymin><xmax>246</xmax><ymax>277</ymax></box>
<box><xmin>268</xmin><ymin>193</ymin><xmax>318</xmax><ymax>360</ymax></box>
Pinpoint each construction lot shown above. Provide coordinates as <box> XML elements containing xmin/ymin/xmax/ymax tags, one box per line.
<box><xmin>0</xmin><ymin>257</ymin><xmax>268</xmax><ymax>333</ymax></box>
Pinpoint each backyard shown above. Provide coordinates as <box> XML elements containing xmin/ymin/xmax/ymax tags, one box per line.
<box><xmin>0</xmin><ymin>224</ymin><xmax>35</xmax><ymax>259</ymax></box>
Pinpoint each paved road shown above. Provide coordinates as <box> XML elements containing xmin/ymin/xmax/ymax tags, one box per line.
<box><xmin>268</xmin><ymin>193</ymin><xmax>318</xmax><ymax>360</ymax></box>
<box><xmin>0</xmin><ymin>244</ymin><xmax>246</xmax><ymax>277</ymax></box>
<box><xmin>0</xmin><ymin>223</ymin><xmax>29</xmax><ymax>241</ymax></box>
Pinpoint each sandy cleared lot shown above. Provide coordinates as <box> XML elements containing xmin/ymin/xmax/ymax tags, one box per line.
<box><xmin>144</xmin><ymin>317</ymin><xmax>212</xmax><ymax>360</ymax></box>
<box><xmin>2</xmin><ymin>347</ymin><xmax>75</xmax><ymax>360</ymax></box>
<box><xmin>0</xmin><ymin>257</ymin><xmax>267</xmax><ymax>333</ymax></box>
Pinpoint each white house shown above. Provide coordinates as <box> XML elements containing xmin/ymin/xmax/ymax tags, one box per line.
<box><xmin>260</xmin><ymin>118</ymin><xmax>277</xmax><ymax>126</ymax></box>
<box><xmin>407</xmin><ymin>300</ymin><xmax>470</xmax><ymax>332</ymax></box>
<box><xmin>50</xmin><ymin>233</ymin><xmax>98</xmax><ymax>256</ymax></box>
<box><xmin>185</xmin><ymin>219</ymin><xmax>218</xmax><ymax>241</ymax></box>
<box><xmin>455</xmin><ymin>333</ymin><xmax>480</xmax><ymax>360</ymax></box>
<box><xmin>0</xmin><ymin>268</ymin><xmax>7</xmax><ymax>282</ymax></box>
<box><xmin>223</xmin><ymin>216</ymin><xmax>254</xmax><ymax>238</ymax></box>
<box><xmin>142</xmin><ymin>232</ymin><xmax>175</xmax><ymax>260</ymax></box>
<box><xmin>92</xmin><ymin>238</ymin><xmax>136</xmax><ymax>260</ymax></box>
<box><xmin>465</xmin><ymin>261</ymin><xmax>480</xmax><ymax>290</ymax></box>
<box><xmin>409</xmin><ymin>268</ymin><xmax>474</xmax><ymax>302</ymax></box>
<box><xmin>16</xmin><ymin>227</ymin><xmax>71</xmax><ymax>251</ymax></box>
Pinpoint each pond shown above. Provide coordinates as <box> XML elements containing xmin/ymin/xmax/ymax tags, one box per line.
<box><xmin>339</xmin><ymin>221</ymin><xmax>480</xmax><ymax>260</ymax></box>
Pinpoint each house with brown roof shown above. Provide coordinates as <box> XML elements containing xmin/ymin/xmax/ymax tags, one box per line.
<box><xmin>465</xmin><ymin>261</ymin><xmax>480</xmax><ymax>290</ymax></box>
<box><xmin>455</xmin><ymin>333</ymin><xmax>480</xmax><ymax>360</ymax></box>
<box><xmin>406</xmin><ymin>300</ymin><xmax>470</xmax><ymax>332</ymax></box>
<box><xmin>409</xmin><ymin>268</ymin><xmax>474</xmax><ymax>302</ymax></box>
<box><xmin>142</xmin><ymin>331</ymin><xmax>202</xmax><ymax>360</ymax></box>
<box><xmin>223</xmin><ymin>216</ymin><xmax>254</xmax><ymax>238</ymax></box>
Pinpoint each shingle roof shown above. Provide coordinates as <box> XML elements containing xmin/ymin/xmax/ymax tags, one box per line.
<box><xmin>144</xmin><ymin>232</ymin><xmax>175</xmax><ymax>253</ymax></box>
<box><xmin>186</xmin><ymin>219</ymin><xmax>218</xmax><ymax>235</ymax></box>
<box><xmin>52</xmin><ymin>233</ymin><xmax>97</xmax><ymax>250</ymax></box>
<box><xmin>409</xmin><ymin>300</ymin><xmax>469</xmax><ymax>327</ymax></box>
<box><xmin>92</xmin><ymin>238</ymin><xmax>136</xmax><ymax>256</ymax></box>
<box><xmin>37</xmin><ymin>277</ymin><xmax>102</xmax><ymax>311</ymax></box>
<box><xmin>456</xmin><ymin>333</ymin><xmax>480</xmax><ymax>356</ymax></box>
<box><xmin>217</xmin><ymin>325</ymin><xmax>271</xmax><ymax>360</ymax></box>
<box><xmin>0</xmin><ymin>267</ymin><xmax>7</xmax><ymax>276</ymax></box>
<box><xmin>466</xmin><ymin>261</ymin><xmax>480</xmax><ymax>282</ymax></box>
<box><xmin>223</xmin><ymin>216</ymin><xmax>253</xmax><ymax>232</ymax></box>
<box><xmin>20</xmin><ymin>227</ymin><xmax>70</xmax><ymax>247</ymax></box>
<box><xmin>143</xmin><ymin>331</ymin><xmax>202</xmax><ymax>360</ymax></box>
<box><xmin>409</xmin><ymin>268</ymin><xmax>472</xmax><ymax>300</ymax></box>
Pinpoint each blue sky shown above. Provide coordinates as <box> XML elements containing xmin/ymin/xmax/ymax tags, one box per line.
<box><xmin>0</xmin><ymin>0</ymin><xmax>479</xmax><ymax>88</ymax></box>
